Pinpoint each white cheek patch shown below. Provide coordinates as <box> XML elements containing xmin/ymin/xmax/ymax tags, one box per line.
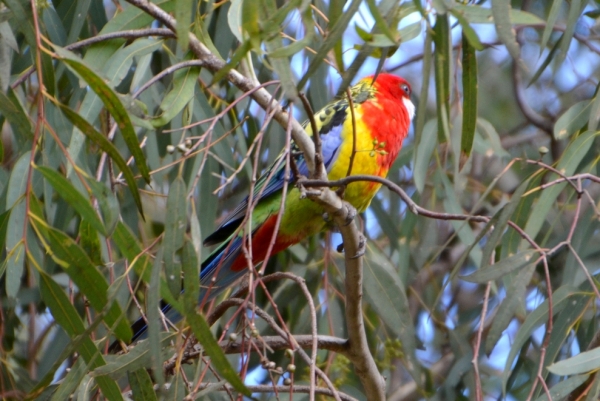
<box><xmin>403</xmin><ymin>97</ymin><xmax>415</xmax><ymax>121</ymax></box>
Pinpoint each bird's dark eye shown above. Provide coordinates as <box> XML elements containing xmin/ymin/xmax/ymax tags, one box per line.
<box><xmin>400</xmin><ymin>83</ymin><xmax>411</xmax><ymax>96</ymax></box>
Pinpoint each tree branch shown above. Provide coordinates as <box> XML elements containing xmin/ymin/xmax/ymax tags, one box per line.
<box><xmin>220</xmin><ymin>334</ymin><xmax>349</xmax><ymax>355</ymax></box>
<box><xmin>123</xmin><ymin>0</ymin><xmax>320</xmax><ymax>177</ymax></box>
<box><xmin>303</xmin><ymin>188</ymin><xmax>386</xmax><ymax>400</ymax></box>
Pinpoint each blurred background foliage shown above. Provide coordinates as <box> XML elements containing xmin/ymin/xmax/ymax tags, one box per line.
<box><xmin>1</xmin><ymin>0</ymin><xmax>600</xmax><ymax>399</ymax></box>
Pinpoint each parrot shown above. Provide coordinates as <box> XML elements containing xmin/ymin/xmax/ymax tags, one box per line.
<box><xmin>124</xmin><ymin>73</ymin><xmax>414</xmax><ymax>346</ymax></box>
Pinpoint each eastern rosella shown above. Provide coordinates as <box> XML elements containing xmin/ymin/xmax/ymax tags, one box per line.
<box><xmin>127</xmin><ymin>73</ymin><xmax>414</xmax><ymax>344</ymax></box>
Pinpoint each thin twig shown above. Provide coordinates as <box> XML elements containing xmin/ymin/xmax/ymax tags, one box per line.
<box><xmin>207</xmin><ymin>298</ymin><xmax>343</xmax><ymax>401</ymax></box>
<box><xmin>299</xmin><ymin>92</ymin><xmax>324</xmax><ymax>180</ymax></box>
<box><xmin>300</xmin><ymin>174</ymin><xmax>543</xmax><ymax>251</ymax></box>
<box><xmin>345</xmin><ymin>87</ymin><xmax>357</xmax><ymax>179</ymax></box>
<box><xmin>11</xmin><ymin>28</ymin><xmax>175</xmax><ymax>89</ymax></box>
<box><xmin>520</xmin><ymin>158</ymin><xmax>583</xmax><ymax>195</ymax></box>
<box><xmin>472</xmin><ymin>282</ymin><xmax>491</xmax><ymax>401</ymax></box>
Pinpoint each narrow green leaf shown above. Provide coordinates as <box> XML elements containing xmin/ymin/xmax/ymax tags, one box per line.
<box><xmin>182</xmin><ymin>240</ymin><xmax>199</xmax><ymax>315</ymax></box>
<box><xmin>534</xmin><ymin>375</ymin><xmax>590</xmax><ymax>401</ymax></box>
<box><xmin>526</xmin><ymin>293</ymin><xmax>591</xmax><ymax>398</ymax></box>
<box><xmin>5</xmin><ymin>190</ymin><xmax>26</xmax><ymax>299</ymax></box>
<box><xmin>529</xmin><ymin>36</ymin><xmax>561</xmax><ymax>86</ymax></box>
<box><xmin>6</xmin><ymin>151</ymin><xmax>31</xmax><ymax>210</ymax></box>
<box><xmin>461</xmin><ymin>250</ymin><xmax>538</xmax><ymax>283</ymax></box>
<box><xmin>42</xmin><ymin>6</ymin><xmax>67</xmax><ymax>47</ymax></box>
<box><xmin>540</xmin><ymin>0</ymin><xmax>562</xmax><ymax>52</ymax></box>
<box><xmin>554</xmin><ymin>100</ymin><xmax>592</xmax><ymax>140</ymax></box>
<box><xmin>414</xmin><ymin>120</ymin><xmax>437</xmax><ymax>193</ymax></box>
<box><xmin>363</xmin><ymin>247</ymin><xmax>422</xmax><ymax>385</ymax></box>
<box><xmin>460</xmin><ymin>33</ymin><xmax>478</xmax><ymax>157</ymax></box>
<box><xmin>398</xmin><ymin>21</ymin><xmax>421</xmax><ymax>44</ymax></box>
<box><xmin>267</xmin><ymin>27</ymin><xmax>314</xmax><ymax>58</ymax></box>
<box><xmin>366</xmin><ymin>0</ymin><xmax>398</xmax><ymax>46</ymax></box>
<box><xmin>476</xmin><ymin>118</ymin><xmax>511</xmax><ymax>159</ymax></box>
<box><xmin>105</xmin><ymin>38</ymin><xmax>163</xmax><ymax>87</ymax></box>
<box><xmin>524</xmin><ymin>131</ymin><xmax>597</xmax><ymax>240</ymax></box>
<box><xmin>502</xmin><ymin>285</ymin><xmax>577</xmax><ymax>392</ymax></box>
<box><xmin>5</xmin><ymin>240</ymin><xmax>24</xmax><ymax>299</ymax></box>
<box><xmin>485</xmin><ymin>264</ymin><xmax>536</xmax><ymax>355</ymax></box>
<box><xmin>50</xmin><ymin>359</ymin><xmax>88</xmax><ymax>401</ymax></box>
<box><xmin>412</xmin><ymin>27</ymin><xmax>433</xmax><ymax>190</ymax></box>
<box><xmin>128</xmin><ymin>368</ymin><xmax>158</xmax><ymax>401</ymax></box>
<box><xmin>166</xmin><ymin>373</ymin><xmax>186</xmax><ymax>400</ymax></box>
<box><xmin>112</xmin><ymin>222</ymin><xmax>180</xmax><ymax>309</ymax></box>
<box><xmin>194</xmin><ymin>6</ymin><xmax>220</xmax><ymax>57</ymax></box>
<box><xmin>491</xmin><ymin>0</ymin><xmax>522</xmax><ymax>65</ymax></box>
<box><xmin>175</xmin><ymin>0</ymin><xmax>192</xmax><ymax>50</ymax></box>
<box><xmin>0</xmin><ymin>89</ymin><xmax>33</xmax><ymax>143</ymax></box>
<box><xmin>264</xmin><ymin>0</ymin><xmax>309</xmax><ymax>98</ymax></box>
<box><xmin>262</xmin><ymin>0</ymin><xmax>302</xmax><ymax>33</ymax></box>
<box><xmin>163</xmin><ymin>176</ymin><xmax>187</xmax><ymax>298</ymax></box>
<box><xmin>190</xmin><ymin>204</ymin><xmax>202</xmax><ymax>256</ymax></box>
<box><xmin>39</xmin><ymin>271</ymin><xmax>123</xmax><ymax>401</ymax></box>
<box><xmin>261</xmin><ymin>0</ymin><xmax>298</xmax><ymax>99</ymax></box>
<box><xmin>87</xmin><ymin>178</ymin><xmax>120</xmax><ymax>235</ymax></box>
<box><xmin>41</xmin><ymin>52</ymin><xmax>56</xmax><ymax>97</ymax></box>
<box><xmin>92</xmin><ymin>333</ymin><xmax>175</xmax><ymax>379</ymax></box>
<box><xmin>185</xmin><ymin>308</ymin><xmax>251</xmax><ymax>396</ymax></box>
<box><xmin>297</xmin><ymin>0</ymin><xmax>362</xmax><ymax>91</ymax></box>
<box><xmin>227</xmin><ymin>0</ymin><xmax>244</xmax><ymax>43</ymax></box>
<box><xmin>588</xmin><ymin>87</ymin><xmax>600</xmax><ymax>132</ymax></box>
<box><xmin>65</xmin><ymin>0</ymin><xmax>91</xmax><ymax>44</ymax></box>
<box><xmin>479</xmin><ymin>178</ymin><xmax>530</xmax><ymax>270</ymax></box>
<box><xmin>79</xmin><ymin>219</ymin><xmax>103</xmax><ymax>267</ymax></box>
<box><xmin>433</xmin><ymin>14</ymin><xmax>450</xmax><ymax>143</ymax></box>
<box><xmin>55</xmin><ymin>47</ymin><xmax>150</xmax><ymax>183</ymax></box>
<box><xmin>454</xmin><ymin>4</ymin><xmax>544</xmax><ymax>25</ymax></box>
<box><xmin>35</xmin><ymin>166</ymin><xmax>107</xmax><ymax>236</ymax></box>
<box><xmin>83</xmin><ymin>0</ymin><xmax>175</xmax><ymax>69</ymax></box>
<box><xmin>148</xmin><ymin>247</ymin><xmax>165</xmax><ymax>391</ymax></box>
<box><xmin>439</xmin><ymin>170</ymin><xmax>482</xmax><ymax>266</ymax></box>
<box><xmin>241</xmin><ymin>0</ymin><xmax>260</xmax><ymax>41</ymax></box>
<box><xmin>210</xmin><ymin>41</ymin><xmax>250</xmax><ymax>87</ymax></box>
<box><xmin>112</xmin><ymin>221</ymin><xmax>151</xmax><ymax>275</ymax></box>
<box><xmin>55</xmin><ymin>102</ymin><xmax>144</xmax><ymax>218</ymax></box>
<box><xmin>548</xmin><ymin>348</ymin><xmax>600</xmax><ymax>375</ymax></box>
<box><xmin>0</xmin><ymin>209</ymin><xmax>10</xmax><ymax>253</ymax></box>
<box><xmin>0</xmin><ymin>19</ymin><xmax>18</xmax><ymax>52</ymax></box>
<box><xmin>556</xmin><ymin>0</ymin><xmax>582</xmax><ymax>68</ymax></box>
<box><xmin>31</xmin><ymin>217</ymin><xmax>132</xmax><ymax>342</ymax></box>
<box><xmin>451</xmin><ymin>9</ymin><xmax>483</xmax><ymax>51</ymax></box>
<box><xmin>2</xmin><ymin>0</ymin><xmax>35</xmax><ymax>47</ymax></box>
<box><xmin>150</xmin><ymin>62</ymin><xmax>201</xmax><ymax>127</ymax></box>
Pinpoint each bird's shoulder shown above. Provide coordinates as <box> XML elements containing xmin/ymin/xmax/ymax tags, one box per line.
<box><xmin>303</xmin><ymin>80</ymin><xmax>377</xmax><ymax>137</ymax></box>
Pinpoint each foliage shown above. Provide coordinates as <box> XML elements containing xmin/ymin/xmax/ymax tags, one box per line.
<box><xmin>1</xmin><ymin>0</ymin><xmax>600</xmax><ymax>400</ymax></box>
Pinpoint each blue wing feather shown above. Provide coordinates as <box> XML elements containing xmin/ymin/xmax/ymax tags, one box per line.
<box><xmin>203</xmin><ymin>105</ymin><xmax>347</xmax><ymax>246</ymax></box>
